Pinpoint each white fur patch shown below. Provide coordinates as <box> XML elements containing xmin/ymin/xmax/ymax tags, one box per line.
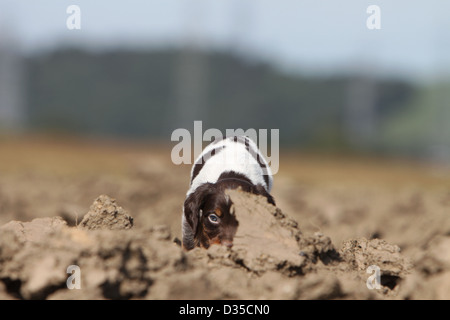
<box><xmin>187</xmin><ymin>136</ymin><xmax>273</xmax><ymax>196</ymax></box>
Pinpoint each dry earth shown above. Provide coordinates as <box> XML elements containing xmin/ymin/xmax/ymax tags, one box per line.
<box><xmin>0</xmin><ymin>136</ymin><xmax>449</xmax><ymax>299</ymax></box>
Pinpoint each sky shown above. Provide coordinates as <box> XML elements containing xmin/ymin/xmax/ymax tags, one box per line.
<box><xmin>1</xmin><ymin>0</ymin><xmax>450</xmax><ymax>82</ymax></box>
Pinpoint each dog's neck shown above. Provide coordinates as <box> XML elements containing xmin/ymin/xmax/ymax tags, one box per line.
<box><xmin>216</xmin><ymin>171</ymin><xmax>255</xmax><ymax>189</ymax></box>
<box><xmin>216</xmin><ymin>177</ymin><xmax>254</xmax><ymax>187</ymax></box>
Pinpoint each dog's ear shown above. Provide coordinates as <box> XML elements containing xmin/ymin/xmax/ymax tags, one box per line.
<box><xmin>182</xmin><ymin>183</ymin><xmax>214</xmax><ymax>250</ymax></box>
<box><xmin>254</xmin><ymin>184</ymin><xmax>276</xmax><ymax>206</ymax></box>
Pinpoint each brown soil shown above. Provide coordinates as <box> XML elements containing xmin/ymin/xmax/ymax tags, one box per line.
<box><xmin>0</xmin><ymin>136</ymin><xmax>449</xmax><ymax>299</ymax></box>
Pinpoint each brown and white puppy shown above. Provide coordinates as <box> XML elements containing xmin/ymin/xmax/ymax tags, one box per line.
<box><xmin>182</xmin><ymin>136</ymin><xmax>275</xmax><ymax>250</ymax></box>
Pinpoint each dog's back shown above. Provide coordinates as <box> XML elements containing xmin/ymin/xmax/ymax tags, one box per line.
<box><xmin>188</xmin><ymin>136</ymin><xmax>273</xmax><ymax>196</ymax></box>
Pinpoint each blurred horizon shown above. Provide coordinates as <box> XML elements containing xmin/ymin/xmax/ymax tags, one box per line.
<box><xmin>0</xmin><ymin>0</ymin><xmax>450</xmax><ymax>164</ymax></box>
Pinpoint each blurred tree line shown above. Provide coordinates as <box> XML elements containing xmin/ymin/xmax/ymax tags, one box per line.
<box><xmin>22</xmin><ymin>48</ymin><xmax>449</xmax><ymax>159</ymax></box>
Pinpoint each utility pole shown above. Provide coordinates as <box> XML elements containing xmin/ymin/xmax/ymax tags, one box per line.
<box><xmin>429</xmin><ymin>8</ymin><xmax>450</xmax><ymax>165</ymax></box>
<box><xmin>0</xmin><ymin>22</ymin><xmax>25</xmax><ymax>132</ymax></box>
<box><xmin>229</xmin><ymin>0</ymin><xmax>252</xmax><ymax>58</ymax></box>
<box><xmin>172</xmin><ymin>1</ymin><xmax>209</xmax><ymax>134</ymax></box>
<box><xmin>345</xmin><ymin>73</ymin><xmax>377</xmax><ymax>150</ymax></box>
<box><xmin>344</xmin><ymin>22</ymin><xmax>379</xmax><ymax>151</ymax></box>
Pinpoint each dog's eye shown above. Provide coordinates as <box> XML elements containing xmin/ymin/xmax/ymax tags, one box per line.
<box><xmin>208</xmin><ymin>213</ymin><xmax>219</xmax><ymax>224</ymax></box>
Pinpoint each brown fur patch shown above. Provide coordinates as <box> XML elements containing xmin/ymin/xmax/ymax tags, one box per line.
<box><xmin>183</xmin><ymin>170</ymin><xmax>274</xmax><ymax>251</ymax></box>
<box><xmin>209</xmin><ymin>236</ymin><xmax>221</xmax><ymax>245</ymax></box>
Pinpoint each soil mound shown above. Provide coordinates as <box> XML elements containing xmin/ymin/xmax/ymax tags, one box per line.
<box><xmin>0</xmin><ymin>189</ymin><xmax>423</xmax><ymax>300</ymax></box>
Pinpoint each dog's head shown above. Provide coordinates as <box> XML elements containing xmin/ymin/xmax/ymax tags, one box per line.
<box><xmin>182</xmin><ymin>183</ymin><xmax>239</xmax><ymax>250</ymax></box>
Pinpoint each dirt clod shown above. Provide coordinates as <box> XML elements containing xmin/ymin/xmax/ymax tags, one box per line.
<box><xmin>0</xmin><ymin>190</ymin><xmax>421</xmax><ymax>300</ymax></box>
<box><xmin>78</xmin><ymin>195</ymin><xmax>133</xmax><ymax>230</ymax></box>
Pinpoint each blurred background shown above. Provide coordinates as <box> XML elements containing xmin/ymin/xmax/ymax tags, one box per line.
<box><xmin>0</xmin><ymin>0</ymin><xmax>449</xmax><ymax>252</ymax></box>
<box><xmin>0</xmin><ymin>0</ymin><xmax>449</xmax><ymax>159</ymax></box>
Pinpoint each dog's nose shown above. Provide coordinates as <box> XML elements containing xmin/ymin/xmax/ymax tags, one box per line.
<box><xmin>222</xmin><ymin>240</ymin><xmax>233</xmax><ymax>248</ymax></box>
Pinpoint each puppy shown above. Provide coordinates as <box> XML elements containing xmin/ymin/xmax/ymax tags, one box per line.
<box><xmin>182</xmin><ymin>136</ymin><xmax>275</xmax><ymax>250</ymax></box>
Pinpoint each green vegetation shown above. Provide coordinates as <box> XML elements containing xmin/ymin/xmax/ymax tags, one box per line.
<box><xmin>24</xmin><ymin>48</ymin><xmax>449</xmax><ymax>157</ymax></box>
